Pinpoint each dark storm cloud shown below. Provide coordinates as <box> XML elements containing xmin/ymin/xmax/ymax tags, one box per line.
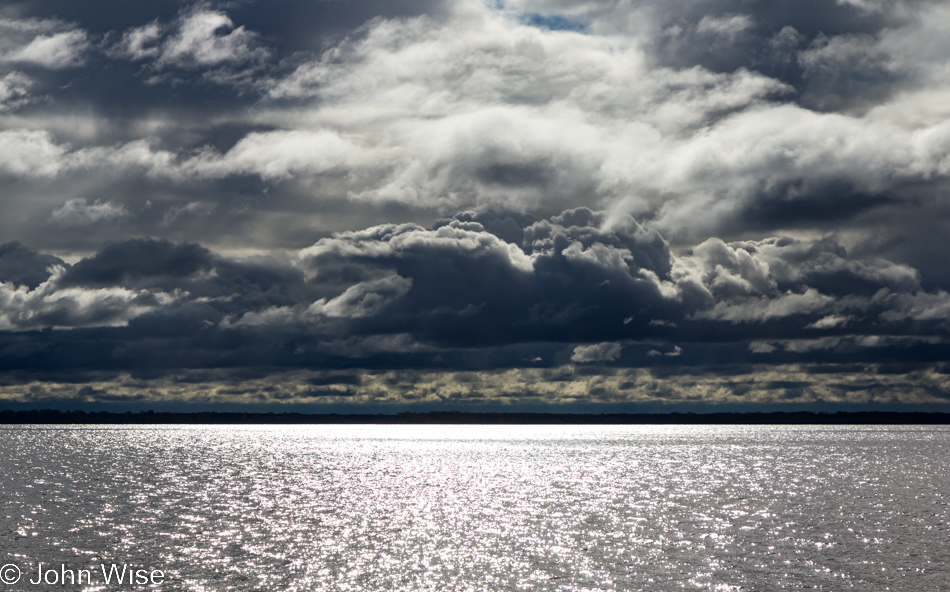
<box><xmin>62</xmin><ymin>239</ymin><xmax>214</xmax><ymax>286</ymax></box>
<box><xmin>295</xmin><ymin>209</ymin><xmax>684</xmax><ymax>346</ymax></box>
<box><xmin>3</xmin><ymin>209</ymin><xmax>948</xmax><ymax>372</ymax></box>
<box><xmin>0</xmin><ymin>241</ymin><xmax>64</xmax><ymax>289</ymax></box>
<box><xmin>291</xmin><ymin>210</ymin><xmax>950</xmax><ymax>353</ymax></box>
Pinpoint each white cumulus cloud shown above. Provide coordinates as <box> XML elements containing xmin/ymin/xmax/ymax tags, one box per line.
<box><xmin>571</xmin><ymin>342</ymin><xmax>622</xmax><ymax>363</ymax></box>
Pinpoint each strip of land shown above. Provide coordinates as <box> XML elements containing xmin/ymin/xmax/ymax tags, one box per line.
<box><xmin>1</xmin><ymin>410</ymin><xmax>949</xmax><ymax>424</ymax></box>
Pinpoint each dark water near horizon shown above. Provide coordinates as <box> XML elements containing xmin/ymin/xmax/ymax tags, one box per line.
<box><xmin>0</xmin><ymin>425</ymin><xmax>948</xmax><ymax>591</ymax></box>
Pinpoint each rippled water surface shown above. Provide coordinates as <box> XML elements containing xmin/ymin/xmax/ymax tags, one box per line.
<box><xmin>1</xmin><ymin>425</ymin><xmax>949</xmax><ymax>591</ymax></box>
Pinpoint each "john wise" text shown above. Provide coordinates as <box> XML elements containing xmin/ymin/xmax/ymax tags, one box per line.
<box><xmin>26</xmin><ymin>563</ymin><xmax>165</xmax><ymax>586</ymax></box>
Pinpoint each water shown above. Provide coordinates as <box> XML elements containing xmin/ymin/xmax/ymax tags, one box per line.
<box><xmin>1</xmin><ymin>425</ymin><xmax>948</xmax><ymax>591</ymax></box>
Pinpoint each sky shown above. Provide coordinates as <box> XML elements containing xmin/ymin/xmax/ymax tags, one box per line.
<box><xmin>1</xmin><ymin>0</ymin><xmax>950</xmax><ymax>413</ymax></box>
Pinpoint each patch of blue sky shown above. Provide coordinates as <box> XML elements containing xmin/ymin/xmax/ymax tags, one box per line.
<box><xmin>520</xmin><ymin>13</ymin><xmax>587</xmax><ymax>32</ymax></box>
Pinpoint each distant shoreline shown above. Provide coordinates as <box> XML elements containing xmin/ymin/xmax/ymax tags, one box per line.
<box><xmin>1</xmin><ymin>410</ymin><xmax>949</xmax><ymax>425</ymax></box>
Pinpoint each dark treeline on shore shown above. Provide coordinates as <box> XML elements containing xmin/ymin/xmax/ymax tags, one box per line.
<box><xmin>1</xmin><ymin>409</ymin><xmax>949</xmax><ymax>425</ymax></box>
